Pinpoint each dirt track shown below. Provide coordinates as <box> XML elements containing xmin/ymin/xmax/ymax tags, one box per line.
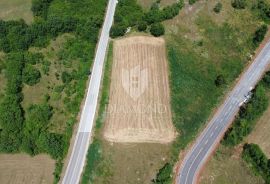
<box><xmin>104</xmin><ymin>36</ymin><xmax>176</xmax><ymax>143</ymax></box>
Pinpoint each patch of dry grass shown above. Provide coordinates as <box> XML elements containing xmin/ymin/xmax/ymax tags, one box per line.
<box><xmin>0</xmin><ymin>153</ymin><xmax>55</xmax><ymax>184</ymax></box>
<box><xmin>0</xmin><ymin>0</ymin><xmax>33</xmax><ymax>24</ymax></box>
<box><xmin>199</xmin><ymin>145</ymin><xmax>264</xmax><ymax>184</ymax></box>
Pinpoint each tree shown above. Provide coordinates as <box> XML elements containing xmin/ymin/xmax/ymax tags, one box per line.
<box><xmin>110</xmin><ymin>24</ymin><xmax>126</xmax><ymax>38</ymax></box>
<box><xmin>150</xmin><ymin>23</ymin><xmax>165</xmax><ymax>37</ymax></box>
<box><xmin>231</xmin><ymin>0</ymin><xmax>246</xmax><ymax>9</ymax></box>
<box><xmin>215</xmin><ymin>75</ymin><xmax>226</xmax><ymax>87</ymax></box>
<box><xmin>22</xmin><ymin>64</ymin><xmax>41</xmax><ymax>86</ymax></box>
<box><xmin>214</xmin><ymin>2</ymin><xmax>222</xmax><ymax>13</ymax></box>
<box><xmin>138</xmin><ymin>21</ymin><xmax>147</xmax><ymax>32</ymax></box>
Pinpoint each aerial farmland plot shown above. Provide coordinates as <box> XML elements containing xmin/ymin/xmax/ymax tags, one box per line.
<box><xmin>104</xmin><ymin>36</ymin><xmax>176</xmax><ymax>143</ymax></box>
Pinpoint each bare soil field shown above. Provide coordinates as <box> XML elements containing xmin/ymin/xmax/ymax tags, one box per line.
<box><xmin>0</xmin><ymin>154</ymin><xmax>55</xmax><ymax>184</ymax></box>
<box><xmin>104</xmin><ymin>36</ymin><xmax>176</xmax><ymax>143</ymax></box>
<box><xmin>0</xmin><ymin>0</ymin><xmax>33</xmax><ymax>24</ymax></box>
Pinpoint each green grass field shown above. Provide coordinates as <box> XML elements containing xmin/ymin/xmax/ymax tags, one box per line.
<box><xmin>164</xmin><ymin>0</ymin><xmax>261</xmax><ymax>156</ymax></box>
<box><xmin>0</xmin><ymin>0</ymin><xmax>33</xmax><ymax>24</ymax></box>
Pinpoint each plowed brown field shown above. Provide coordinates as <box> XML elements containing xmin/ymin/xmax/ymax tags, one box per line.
<box><xmin>0</xmin><ymin>154</ymin><xmax>55</xmax><ymax>184</ymax></box>
<box><xmin>104</xmin><ymin>36</ymin><xmax>176</xmax><ymax>143</ymax></box>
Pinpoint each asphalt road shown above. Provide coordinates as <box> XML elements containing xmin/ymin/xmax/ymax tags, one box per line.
<box><xmin>62</xmin><ymin>0</ymin><xmax>117</xmax><ymax>184</ymax></box>
<box><xmin>177</xmin><ymin>40</ymin><xmax>270</xmax><ymax>184</ymax></box>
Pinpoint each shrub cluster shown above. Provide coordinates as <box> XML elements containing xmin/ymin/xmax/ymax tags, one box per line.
<box><xmin>213</xmin><ymin>2</ymin><xmax>223</xmax><ymax>13</ymax></box>
<box><xmin>242</xmin><ymin>143</ymin><xmax>270</xmax><ymax>183</ymax></box>
<box><xmin>223</xmin><ymin>71</ymin><xmax>270</xmax><ymax>146</ymax></box>
<box><xmin>152</xmin><ymin>163</ymin><xmax>173</xmax><ymax>184</ymax></box>
<box><xmin>110</xmin><ymin>0</ymin><xmax>184</xmax><ymax>37</ymax></box>
<box><xmin>253</xmin><ymin>24</ymin><xmax>268</xmax><ymax>47</ymax></box>
<box><xmin>231</xmin><ymin>0</ymin><xmax>247</xmax><ymax>9</ymax></box>
<box><xmin>253</xmin><ymin>0</ymin><xmax>270</xmax><ymax>22</ymax></box>
<box><xmin>0</xmin><ymin>53</ymin><xmax>24</xmax><ymax>152</ymax></box>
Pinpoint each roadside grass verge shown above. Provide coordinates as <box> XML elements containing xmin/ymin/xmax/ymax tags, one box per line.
<box><xmin>81</xmin><ymin>42</ymin><xmax>114</xmax><ymax>184</ymax></box>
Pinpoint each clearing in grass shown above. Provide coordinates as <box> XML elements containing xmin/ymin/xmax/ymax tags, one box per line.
<box><xmin>0</xmin><ymin>0</ymin><xmax>33</xmax><ymax>24</ymax></box>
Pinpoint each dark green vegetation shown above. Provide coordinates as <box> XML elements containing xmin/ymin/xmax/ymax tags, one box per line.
<box><xmin>242</xmin><ymin>143</ymin><xmax>270</xmax><ymax>183</ymax></box>
<box><xmin>253</xmin><ymin>24</ymin><xmax>268</xmax><ymax>47</ymax></box>
<box><xmin>150</xmin><ymin>23</ymin><xmax>165</xmax><ymax>37</ymax></box>
<box><xmin>232</xmin><ymin>0</ymin><xmax>247</xmax><ymax>9</ymax></box>
<box><xmin>23</xmin><ymin>64</ymin><xmax>41</xmax><ymax>86</ymax></box>
<box><xmin>0</xmin><ymin>0</ymin><xmax>107</xmax><ymax>183</ymax></box>
<box><xmin>214</xmin><ymin>2</ymin><xmax>223</xmax><ymax>13</ymax></box>
<box><xmin>252</xmin><ymin>0</ymin><xmax>270</xmax><ymax>23</ymax></box>
<box><xmin>223</xmin><ymin>76</ymin><xmax>270</xmax><ymax>146</ymax></box>
<box><xmin>81</xmin><ymin>43</ymin><xmax>113</xmax><ymax>184</ymax></box>
<box><xmin>152</xmin><ymin>163</ymin><xmax>173</xmax><ymax>184</ymax></box>
<box><xmin>110</xmin><ymin>0</ymin><xmax>184</xmax><ymax>37</ymax></box>
<box><xmin>189</xmin><ymin>0</ymin><xmax>198</xmax><ymax>5</ymax></box>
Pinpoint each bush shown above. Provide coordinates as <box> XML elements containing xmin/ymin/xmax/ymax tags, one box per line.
<box><xmin>110</xmin><ymin>24</ymin><xmax>126</xmax><ymax>38</ymax></box>
<box><xmin>263</xmin><ymin>71</ymin><xmax>270</xmax><ymax>87</ymax></box>
<box><xmin>138</xmin><ymin>21</ymin><xmax>147</xmax><ymax>32</ymax></box>
<box><xmin>23</xmin><ymin>64</ymin><xmax>41</xmax><ymax>86</ymax></box>
<box><xmin>189</xmin><ymin>0</ymin><xmax>197</xmax><ymax>5</ymax></box>
<box><xmin>152</xmin><ymin>163</ymin><xmax>172</xmax><ymax>183</ymax></box>
<box><xmin>231</xmin><ymin>0</ymin><xmax>246</xmax><ymax>9</ymax></box>
<box><xmin>61</xmin><ymin>71</ymin><xmax>73</xmax><ymax>84</ymax></box>
<box><xmin>215</xmin><ymin>75</ymin><xmax>226</xmax><ymax>86</ymax></box>
<box><xmin>214</xmin><ymin>2</ymin><xmax>222</xmax><ymax>13</ymax></box>
<box><xmin>242</xmin><ymin>143</ymin><xmax>270</xmax><ymax>183</ymax></box>
<box><xmin>254</xmin><ymin>0</ymin><xmax>270</xmax><ymax>22</ymax></box>
<box><xmin>253</xmin><ymin>24</ymin><xmax>268</xmax><ymax>47</ymax></box>
<box><xmin>150</xmin><ymin>23</ymin><xmax>165</xmax><ymax>37</ymax></box>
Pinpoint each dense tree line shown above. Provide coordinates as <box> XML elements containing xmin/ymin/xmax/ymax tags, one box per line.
<box><xmin>242</xmin><ymin>144</ymin><xmax>270</xmax><ymax>183</ymax></box>
<box><xmin>110</xmin><ymin>0</ymin><xmax>184</xmax><ymax>38</ymax></box>
<box><xmin>0</xmin><ymin>14</ymin><xmax>103</xmax><ymax>53</ymax></box>
<box><xmin>0</xmin><ymin>53</ymin><xmax>24</xmax><ymax>152</ymax></box>
<box><xmin>223</xmin><ymin>71</ymin><xmax>270</xmax><ymax>146</ymax></box>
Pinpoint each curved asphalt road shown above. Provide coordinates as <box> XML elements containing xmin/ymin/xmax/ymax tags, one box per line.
<box><xmin>62</xmin><ymin>1</ymin><xmax>117</xmax><ymax>184</ymax></box>
<box><xmin>177</xmin><ymin>40</ymin><xmax>270</xmax><ymax>184</ymax></box>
